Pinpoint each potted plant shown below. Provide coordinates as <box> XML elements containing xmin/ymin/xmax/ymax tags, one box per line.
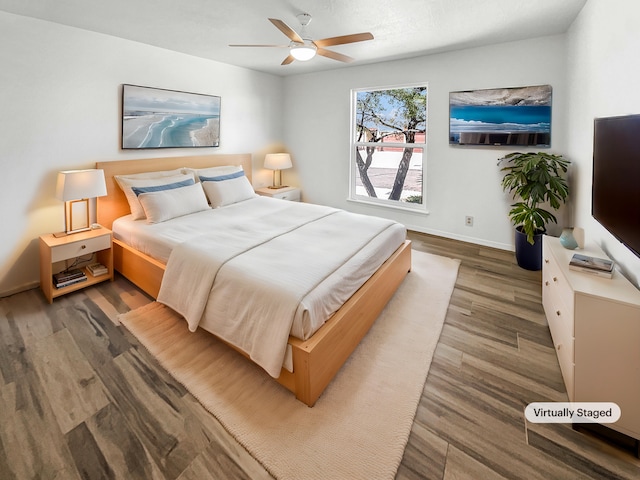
<box><xmin>498</xmin><ymin>152</ymin><xmax>570</xmax><ymax>270</ymax></box>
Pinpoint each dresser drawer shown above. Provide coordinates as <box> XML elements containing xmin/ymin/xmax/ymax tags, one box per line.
<box><xmin>544</xmin><ymin>285</ymin><xmax>575</xmax><ymax>399</ymax></box>
<box><xmin>543</xmin><ymin>275</ymin><xmax>574</xmax><ymax>334</ymax></box>
<box><xmin>542</xmin><ymin>252</ymin><xmax>574</xmax><ymax>320</ymax></box>
<box><xmin>542</xmin><ymin>238</ymin><xmax>575</xmax><ymax>400</ymax></box>
<box><xmin>51</xmin><ymin>234</ymin><xmax>111</xmax><ymax>262</ymax></box>
<box><xmin>554</xmin><ymin>322</ymin><xmax>575</xmax><ymax>400</ymax></box>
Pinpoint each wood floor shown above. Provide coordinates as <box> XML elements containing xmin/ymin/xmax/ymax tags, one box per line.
<box><xmin>1</xmin><ymin>231</ymin><xmax>639</xmax><ymax>479</ymax></box>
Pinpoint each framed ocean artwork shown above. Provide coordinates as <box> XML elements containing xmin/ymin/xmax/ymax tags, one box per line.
<box><xmin>122</xmin><ymin>84</ymin><xmax>221</xmax><ymax>149</ymax></box>
<box><xmin>449</xmin><ymin>85</ymin><xmax>551</xmax><ymax>147</ymax></box>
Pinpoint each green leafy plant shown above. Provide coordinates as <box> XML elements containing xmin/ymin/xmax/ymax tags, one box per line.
<box><xmin>498</xmin><ymin>152</ymin><xmax>570</xmax><ymax>244</ymax></box>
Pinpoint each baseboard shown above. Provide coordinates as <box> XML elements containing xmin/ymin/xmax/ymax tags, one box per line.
<box><xmin>405</xmin><ymin>223</ymin><xmax>513</xmax><ymax>252</ymax></box>
<box><xmin>0</xmin><ymin>280</ymin><xmax>40</xmax><ymax>299</ymax></box>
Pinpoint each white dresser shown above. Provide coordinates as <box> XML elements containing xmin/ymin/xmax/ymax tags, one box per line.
<box><xmin>542</xmin><ymin>235</ymin><xmax>640</xmax><ymax>442</ymax></box>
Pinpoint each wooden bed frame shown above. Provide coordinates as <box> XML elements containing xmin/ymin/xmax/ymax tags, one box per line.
<box><xmin>96</xmin><ymin>154</ymin><xmax>411</xmax><ymax>406</ymax></box>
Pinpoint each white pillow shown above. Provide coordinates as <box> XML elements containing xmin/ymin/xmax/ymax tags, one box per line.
<box><xmin>138</xmin><ymin>183</ymin><xmax>210</xmax><ymax>223</ymax></box>
<box><xmin>183</xmin><ymin>165</ymin><xmax>243</xmax><ymax>182</ymax></box>
<box><xmin>115</xmin><ymin>171</ymin><xmax>195</xmax><ymax>220</ymax></box>
<box><xmin>201</xmin><ymin>173</ymin><xmax>257</xmax><ymax>207</ymax></box>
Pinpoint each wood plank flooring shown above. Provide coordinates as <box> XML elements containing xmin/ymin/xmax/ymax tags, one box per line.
<box><xmin>1</xmin><ymin>231</ymin><xmax>639</xmax><ymax>479</ymax></box>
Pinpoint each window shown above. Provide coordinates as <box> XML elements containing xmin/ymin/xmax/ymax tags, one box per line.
<box><xmin>350</xmin><ymin>84</ymin><xmax>427</xmax><ymax>211</ymax></box>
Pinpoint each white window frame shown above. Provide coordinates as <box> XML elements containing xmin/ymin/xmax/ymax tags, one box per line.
<box><xmin>349</xmin><ymin>82</ymin><xmax>428</xmax><ymax>213</ymax></box>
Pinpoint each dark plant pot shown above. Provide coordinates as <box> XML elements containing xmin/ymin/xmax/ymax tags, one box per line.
<box><xmin>514</xmin><ymin>226</ymin><xmax>543</xmax><ymax>271</ymax></box>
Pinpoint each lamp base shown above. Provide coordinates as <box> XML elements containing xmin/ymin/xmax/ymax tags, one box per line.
<box><xmin>53</xmin><ymin>226</ymin><xmax>92</xmax><ymax>238</ymax></box>
<box><xmin>268</xmin><ymin>185</ymin><xmax>289</xmax><ymax>190</ymax></box>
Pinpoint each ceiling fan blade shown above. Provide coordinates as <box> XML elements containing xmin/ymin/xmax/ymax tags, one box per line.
<box><xmin>317</xmin><ymin>48</ymin><xmax>354</xmax><ymax>63</ymax></box>
<box><xmin>228</xmin><ymin>44</ymin><xmax>289</xmax><ymax>48</ymax></box>
<box><xmin>314</xmin><ymin>32</ymin><xmax>374</xmax><ymax>47</ymax></box>
<box><xmin>269</xmin><ymin>18</ymin><xmax>304</xmax><ymax>44</ymax></box>
<box><xmin>281</xmin><ymin>54</ymin><xmax>295</xmax><ymax>65</ymax></box>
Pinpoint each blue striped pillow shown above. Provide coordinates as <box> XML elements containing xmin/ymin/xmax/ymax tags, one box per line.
<box><xmin>131</xmin><ymin>178</ymin><xmax>195</xmax><ymax>196</ymax></box>
<box><xmin>199</xmin><ymin>170</ymin><xmax>245</xmax><ymax>182</ymax></box>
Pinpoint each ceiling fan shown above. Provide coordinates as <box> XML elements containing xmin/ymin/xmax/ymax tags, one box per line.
<box><xmin>229</xmin><ymin>13</ymin><xmax>374</xmax><ymax>65</ymax></box>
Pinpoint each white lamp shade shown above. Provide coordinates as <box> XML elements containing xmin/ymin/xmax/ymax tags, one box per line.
<box><xmin>290</xmin><ymin>43</ymin><xmax>317</xmax><ymax>61</ymax></box>
<box><xmin>264</xmin><ymin>153</ymin><xmax>293</xmax><ymax>170</ymax></box>
<box><xmin>56</xmin><ymin>169</ymin><xmax>107</xmax><ymax>201</ymax></box>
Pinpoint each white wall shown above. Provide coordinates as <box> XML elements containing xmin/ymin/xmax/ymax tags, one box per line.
<box><xmin>0</xmin><ymin>11</ymin><xmax>284</xmax><ymax>296</ymax></box>
<box><xmin>564</xmin><ymin>0</ymin><xmax>640</xmax><ymax>287</ymax></box>
<box><xmin>7</xmin><ymin>2</ymin><xmax>638</xmax><ymax>296</ymax></box>
<box><xmin>282</xmin><ymin>35</ymin><xmax>568</xmax><ymax>251</ymax></box>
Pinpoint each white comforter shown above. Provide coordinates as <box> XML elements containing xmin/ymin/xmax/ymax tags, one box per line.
<box><xmin>157</xmin><ymin>199</ymin><xmax>401</xmax><ymax>378</ymax></box>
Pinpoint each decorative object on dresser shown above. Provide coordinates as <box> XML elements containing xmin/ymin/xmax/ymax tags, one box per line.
<box><xmin>39</xmin><ymin>227</ymin><xmax>114</xmax><ymax>303</ymax></box>
<box><xmin>55</xmin><ymin>169</ymin><xmax>107</xmax><ymax>236</ymax></box>
<box><xmin>559</xmin><ymin>227</ymin><xmax>579</xmax><ymax>250</ymax></box>
<box><xmin>568</xmin><ymin>253</ymin><xmax>614</xmax><ymax>278</ymax></box>
<box><xmin>572</xmin><ymin>226</ymin><xmax>585</xmax><ymax>249</ymax></box>
<box><xmin>263</xmin><ymin>152</ymin><xmax>292</xmax><ymax>189</ymax></box>
<box><xmin>542</xmin><ymin>235</ymin><xmax>640</xmax><ymax>456</ymax></box>
<box><xmin>498</xmin><ymin>151</ymin><xmax>570</xmax><ymax>271</ymax></box>
<box><xmin>255</xmin><ymin>185</ymin><xmax>300</xmax><ymax>201</ymax></box>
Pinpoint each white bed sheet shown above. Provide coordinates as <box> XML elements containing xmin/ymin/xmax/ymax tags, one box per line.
<box><xmin>112</xmin><ymin>196</ymin><xmax>406</xmax><ymax>353</ymax></box>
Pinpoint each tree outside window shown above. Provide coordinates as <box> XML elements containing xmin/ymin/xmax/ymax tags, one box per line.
<box><xmin>351</xmin><ymin>85</ymin><xmax>427</xmax><ymax>210</ymax></box>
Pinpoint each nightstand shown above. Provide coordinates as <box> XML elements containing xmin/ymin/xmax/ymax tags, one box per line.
<box><xmin>255</xmin><ymin>186</ymin><xmax>301</xmax><ymax>202</ymax></box>
<box><xmin>39</xmin><ymin>226</ymin><xmax>114</xmax><ymax>303</ymax></box>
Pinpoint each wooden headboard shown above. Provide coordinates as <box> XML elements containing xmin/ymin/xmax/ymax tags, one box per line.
<box><xmin>96</xmin><ymin>154</ymin><xmax>252</xmax><ymax>229</ymax></box>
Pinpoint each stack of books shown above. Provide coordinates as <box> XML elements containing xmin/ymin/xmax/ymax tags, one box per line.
<box><xmin>53</xmin><ymin>269</ymin><xmax>87</xmax><ymax>288</ymax></box>
<box><xmin>87</xmin><ymin>263</ymin><xmax>108</xmax><ymax>276</ymax></box>
<box><xmin>569</xmin><ymin>253</ymin><xmax>615</xmax><ymax>278</ymax></box>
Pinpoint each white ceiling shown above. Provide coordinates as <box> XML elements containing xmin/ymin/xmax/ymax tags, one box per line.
<box><xmin>0</xmin><ymin>0</ymin><xmax>587</xmax><ymax>77</ymax></box>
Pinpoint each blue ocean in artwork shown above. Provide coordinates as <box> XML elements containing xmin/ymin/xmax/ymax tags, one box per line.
<box><xmin>450</xmin><ymin>105</ymin><xmax>551</xmax><ymax>145</ymax></box>
<box><xmin>122</xmin><ymin>84</ymin><xmax>221</xmax><ymax>148</ymax></box>
<box><xmin>124</xmin><ymin>113</ymin><xmax>219</xmax><ymax>148</ymax></box>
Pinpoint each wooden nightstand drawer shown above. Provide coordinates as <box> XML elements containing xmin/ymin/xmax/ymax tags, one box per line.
<box><xmin>50</xmin><ymin>234</ymin><xmax>111</xmax><ymax>262</ymax></box>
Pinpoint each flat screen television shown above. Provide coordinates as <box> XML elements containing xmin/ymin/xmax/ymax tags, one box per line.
<box><xmin>592</xmin><ymin>114</ymin><xmax>640</xmax><ymax>258</ymax></box>
<box><xmin>449</xmin><ymin>85</ymin><xmax>552</xmax><ymax>146</ymax></box>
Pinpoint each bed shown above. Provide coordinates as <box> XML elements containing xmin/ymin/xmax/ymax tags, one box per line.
<box><xmin>97</xmin><ymin>154</ymin><xmax>411</xmax><ymax>406</ymax></box>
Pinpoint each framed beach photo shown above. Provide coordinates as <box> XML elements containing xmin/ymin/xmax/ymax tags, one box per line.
<box><xmin>449</xmin><ymin>84</ymin><xmax>551</xmax><ymax>147</ymax></box>
<box><xmin>122</xmin><ymin>84</ymin><xmax>221</xmax><ymax>149</ymax></box>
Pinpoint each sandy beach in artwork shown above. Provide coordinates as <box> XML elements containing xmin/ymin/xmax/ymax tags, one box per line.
<box><xmin>122</xmin><ymin>114</ymin><xmax>166</xmax><ymax>148</ymax></box>
<box><xmin>190</xmin><ymin>118</ymin><xmax>220</xmax><ymax>147</ymax></box>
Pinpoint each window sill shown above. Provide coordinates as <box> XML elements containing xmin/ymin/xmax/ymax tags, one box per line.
<box><xmin>347</xmin><ymin>197</ymin><xmax>430</xmax><ymax>215</ymax></box>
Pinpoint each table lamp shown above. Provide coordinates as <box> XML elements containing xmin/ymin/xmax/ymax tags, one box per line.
<box><xmin>55</xmin><ymin>169</ymin><xmax>107</xmax><ymax>236</ymax></box>
<box><xmin>264</xmin><ymin>153</ymin><xmax>292</xmax><ymax>189</ymax></box>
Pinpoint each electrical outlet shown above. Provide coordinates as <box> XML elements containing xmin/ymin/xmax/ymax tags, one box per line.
<box><xmin>465</xmin><ymin>216</ymin><xmax>474</xmax><ymax>226</ymax></box>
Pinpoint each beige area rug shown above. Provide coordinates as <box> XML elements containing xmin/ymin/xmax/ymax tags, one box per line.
<box><xmin>119</xmin><ymin>250</ymin><xmax>460</xmax><ymax>479</ymax></box>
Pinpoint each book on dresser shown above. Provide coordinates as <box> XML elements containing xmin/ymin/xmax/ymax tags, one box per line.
<box><xmin>569</xmin><ymin>253</ymin><xmax>614</xmax><ymax>278</ymax></box>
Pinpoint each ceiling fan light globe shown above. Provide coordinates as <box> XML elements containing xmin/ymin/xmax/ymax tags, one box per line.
<box><xmin>290</xmin><ymin>43</ymin><xmax>317</xmax><ymax>61</ymax></box>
